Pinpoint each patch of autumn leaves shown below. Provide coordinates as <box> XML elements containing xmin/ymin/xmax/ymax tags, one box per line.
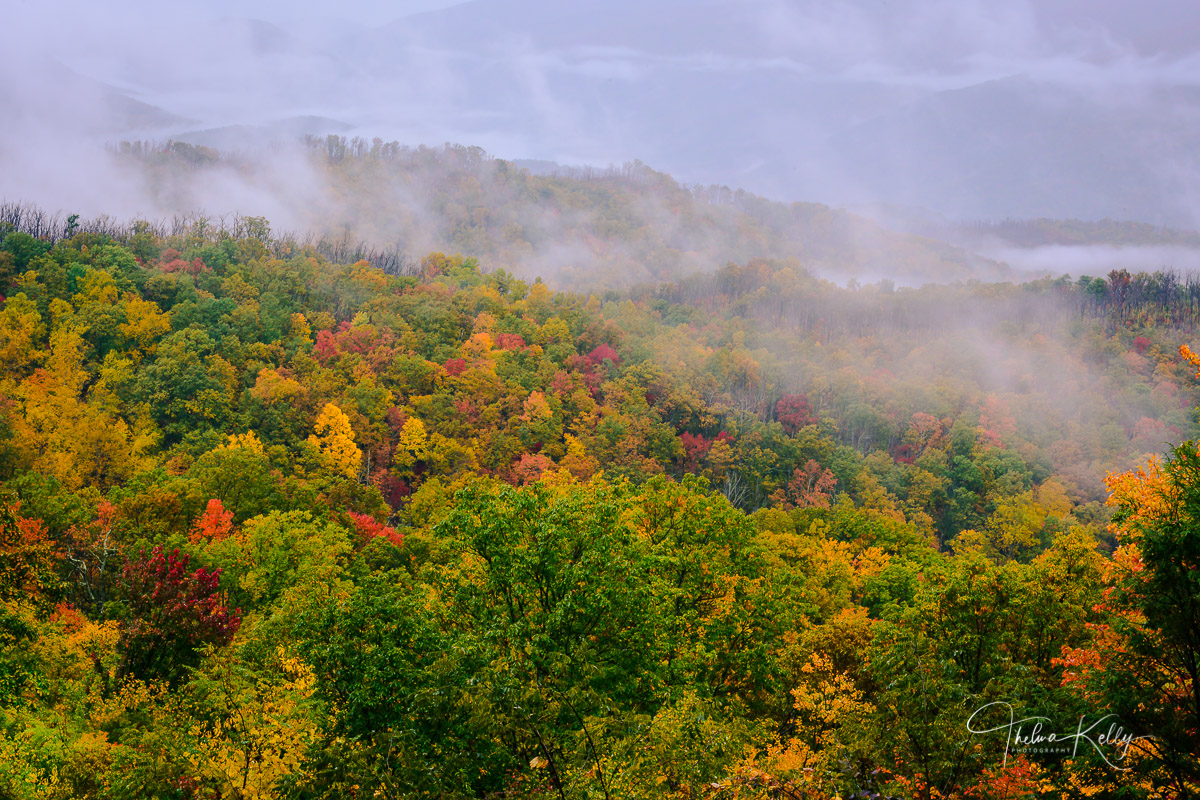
<box><xmin>307</xmin><ymin>402</ymin><xmax>362</xmax><ymax>479</ymax></box>
<box><xmin>1180</xmin><ymin>343</ymin><xmax>1200</xmax><ymax>378</ymax></box>
<box><xmin>0</xmin><ymin>499</ymin><xmax>59</xmax><ymax>603</ymax></box>
<box><xmin>962</xmin><ymin>757</ymin><xmax>1049</xmax><ymax>800</ymax></box>
<box><xmin>189</xmin><ymin>499</ymin><xmax>235</xmax><ymax>544</ymax></box>
<box><xmin>1051</xmin><ymin>403</ymin><xmax>1200</xmax><ymax>795</ymax></box>
<box><xmin>1062</xmin><ymin>450</ymin><xmax>1165</xmax><ymax>672</ymax></box>
<box><xmin>186</xmin><ymin>648</ymin><xmax>320</xmax><ymax>800</ymax></box>
<box><xmin>345</xmin><ymin>512</ymin><xmax>403</xmax><ymax>548</ymax></box>
<box><xmin>1049</xmin><ymin>457</ymin><xmax>1151</xmax><ymax>692</ymax></box>
<box><xmin>118</xmin><ymin>545</ymin><xmax>241</xmax><ymax>682</ymax></box>
<box><xmin>769</xmin><ymin>460</ymin><xmax>838</xmax><ymax>511</ymax></box>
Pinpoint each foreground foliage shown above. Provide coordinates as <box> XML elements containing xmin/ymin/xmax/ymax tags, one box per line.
<box><xmin>0</xmin><ymin>215</ymin><xmax>1198</xmax><ymax>798</ymax></box>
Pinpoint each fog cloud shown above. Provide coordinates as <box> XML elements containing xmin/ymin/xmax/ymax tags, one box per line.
<box><xmin>3</xmin><ymin>0</ymin><xmax>1200</xmax><ymax>246</ymax></box>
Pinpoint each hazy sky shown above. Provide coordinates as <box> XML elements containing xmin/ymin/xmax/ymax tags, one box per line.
<box><xmin>11</xmin><ymin>0</ymin><xmax>462</xmax><ymax>27</ymax></box>
<box><xmin>4</xmin><ymin>0</ymin><xmax>1200</xmax><ymax>224</ymax></box>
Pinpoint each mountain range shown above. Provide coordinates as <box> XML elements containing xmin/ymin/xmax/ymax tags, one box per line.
<box><xmin>5</xmin><ymin>0</ymin><xmax>1200</xmax><ymax>226</ymax></box>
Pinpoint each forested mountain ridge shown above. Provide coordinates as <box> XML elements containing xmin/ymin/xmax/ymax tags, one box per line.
<box><xmin>113</xmin><ymin>138</ymin><xmax>1011</xmax><ymax>287</ymax></box>
<box><xmin>0</xmin><ymin>209</ymin><xmax>1198</xmax><ymax>797</ymax></box>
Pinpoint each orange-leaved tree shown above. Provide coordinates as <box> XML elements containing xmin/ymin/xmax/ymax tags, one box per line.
<box><xmin>1052</xmin><ymin>344</ymin><xmax>1200</xmax><ymax>793</ymax></box>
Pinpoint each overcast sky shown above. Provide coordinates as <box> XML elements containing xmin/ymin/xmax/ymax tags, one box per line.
<box><xmin>11</xmin><ymin>0</ymin><xmax>461</xmax><ymax>27</ymax></box>
<box><xmin>4</xmin><ymin>0</ymin><xmax>1200</xmax><ymax>224</ymax></box>
<box><xmin>13</xmin><ymin>0</ymin><xmax>1195</xmax><ymax>81</ymax></box>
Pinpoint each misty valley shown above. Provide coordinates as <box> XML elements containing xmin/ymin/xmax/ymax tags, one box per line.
<box><xmin>2</xmin><ymin>139</ymin><xmax>1199</xmax><ymax>798</ymax></box>
<box><xmin>3</xmin><ymin>1</ymin><xmax>1200</xmax><ymax>795</ymax></box>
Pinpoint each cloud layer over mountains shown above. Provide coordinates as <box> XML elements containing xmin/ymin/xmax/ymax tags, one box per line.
<box><xmin>4</xmin><ymin>0</ymin><xmax>1200</xmax><ymax>226</ymax></box>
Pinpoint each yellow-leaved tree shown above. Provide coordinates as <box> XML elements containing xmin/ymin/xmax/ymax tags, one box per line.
<box><xmin>393</xmin><ymin>417</ymin><xmax>430</xmax><ymax>476</ymax></box>
<box><xmin>187</xmin><ymin>648</ymin><xmax>320</xmax><ymax>799</ymax></box>
<box><xmin>397</xmin><ymin>417</ymin><xmax>429</xmax><ymax>459</ymax></box>
<box><xmin>12</xmin><ymin>326</ymin><xmax>155</xmax><ymax>489</ymax></box>
<box><xmin>307</xmin><ymin>402</ymin><xmax>361</xmax><ymax>479</ymax></box>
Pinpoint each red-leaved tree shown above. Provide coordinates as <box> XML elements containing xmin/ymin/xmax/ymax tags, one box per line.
<box><xmin>117</xmin><ymin>546</ymin><xmax>240</xmax><ymax>683</ymax></box>
<box><xmin>770</xmin><ymin>460</ymin><xmax>838</xmax><ymax>510</ymax></box>
<box><xmin>776</xmin><ymin>393</ymin><xmax>817</xmax><ymax>435</ymax></box>
<box><xmin>346</xmin><ymin>512</ymin><xmax>405</xmax><ymax>548</ymax></box>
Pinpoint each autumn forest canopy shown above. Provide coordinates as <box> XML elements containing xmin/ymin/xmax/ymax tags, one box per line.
<box><xmin>2</xmin><ymin>143</ymin><xmax>1200</xmax><ymax>799</ymax></box>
